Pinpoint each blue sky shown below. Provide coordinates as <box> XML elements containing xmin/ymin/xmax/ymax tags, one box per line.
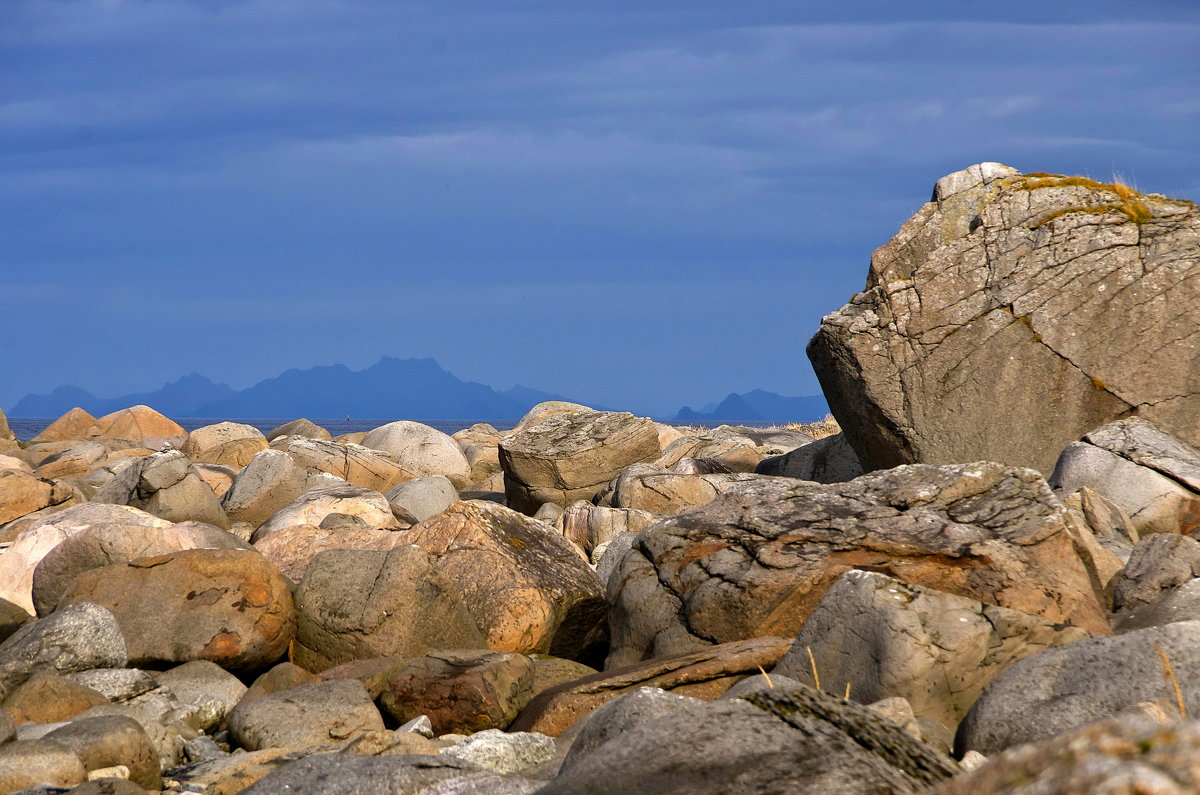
<box><xmin>3</xmin><ymin>0</ymin><xmax>1198</xmax><ymax>415</ymax></box>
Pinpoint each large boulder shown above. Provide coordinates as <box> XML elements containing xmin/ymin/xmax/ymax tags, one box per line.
<box><xmin>607</xmin><ymin>462</ymin><xmax>1111</xmax><ymax>668</ymax></box>
<box><xmin>292</xmin><ymin>546</ymin><xmax>486</xmax><ymax>672</ymax></box>
<box><xmin>266</xmin><ymin>418</ymin><xmax>331</xmax><ymax>442</ymax></box>
<box><xmin>0</xmin><ymin>468</ymin><xmax>79</xmax><ymax>527</ymax></box>
<box><xmin>91</xmin><ymin>449</ymin><xmax>230</xmax><ymax>529</ymax></box>
<box><xmin>226</xmin><ymin>678</ymin><xmax>384</xmax><ymax>751</ymax></box>
<box><xmin>221</xmin><ymin>449</ymin><xmax>313</xmax><ymax>527</ymax></box>
<box><xmin>499</xmin><ymin>409</ymin><xmax>661</xmax><ymax>513</ymax></box>
<box><xmin>808</xmin><ymin>163</ymin><xmax>1200</xmax><ymax>475</ymax></box>
<box><xmin>453</xmin><ymin>423</ymin><xmax>505</xmax><ymax>484</ymax></box>
<box><xmin>656</xmin><ymin>426</ymin><xmax>812</xmax><ymax>473</ymax></box>
<box><xmin>33</xmin><ymin>441</ymin><xmax>109</xmax><ymax>480</ymax></box>
<box><xmin>757</xmin><ymin>432</ymin><xmax>864</xmax><ymax>483</ymax></box>
<box><xmin>42</xmin><ymin>714</ymin><xmax>161</xmax><ymax>789</ymax></box>
<box><xmin>607</xmin><ymin>465</ymin><xmax>764</xmax><ymax>515</ymax></box>
<box><xmin>251</xmin><ymin>483</ymin><xmax>398</xmax><ymax>542</ymax></box>
<box><xmin>180</xmin><ymin>422</ymin><xmax>269</xmax><ymax>469</ymax></box>
<box><xmin>282</xmin><ymin>438</ymin><xmax>415</xmax><ymax>493</ymax></box>
<box><xmin>556</xmin><ymin>502</ymin><xmax>657</xmax><ymax>563</ymax></box>
<box><xmin>1050</xmin><ymin>417</ymin><xmax>1200</xmax><ymax>536</ymax></box>
<box><xmin>85</xmin><ymin>405</ymin><xmax>186</xmax><ymax>447</ymax></box>
<box><xmin>252</xmin><ymin>522</ymin><xmax>407</xmax><ymax>582</ymax></box>
<box><xmin>32</xmin><ymin>407</ymin><xmax>97</xmax><ymax>444</ymax></box>
<box><xmin>360</xmin><ymin>421</ymin><xmax>471</xmax><ymax>486</ymax></box>
<box><xmin>404</xmin><ymin>501</ymin><xmax>606</xmax><ymax>659</ymax></box>
<box><xmin>57</xmin><ymin>548</ymin><xmax>295</xmax><ymax>671</ymax></box>
<box><xmin>0</xmin><ymin>602</ymin><xmax>127</xmax><ymax>693</ymax></box>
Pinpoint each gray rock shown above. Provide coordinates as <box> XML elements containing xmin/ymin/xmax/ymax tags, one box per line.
<box><xmin>440</xmin><ymin>729</ymin><xmax>556</xmax><ymax>774</ymax></box>
<box><xmin>72</xmin><ymin>702</ymin><xmax>182</xmax><ymax>771</ymax></box>
<box><xmin>226</xmin><ymin>678</ymin><xmax>385</xmax><ymax>751</ymax></box>
<box><xmin>956</xmin><ymin>620</ymin><xmax>1200</xmax><ymax>755</ymax></box>
<box><xmin>808</xmin><ymin>163</ymin><xmax>1200</xmax><ymax>476</ymax></box>
<box><xmin>417</xmin><ymin>773</ymin><xmax>541</xmax><ymax>795</ymax></box>
<box><xmin>221</xmin><ymin>449</ymin><xmax>312</xmax><ymax>527</ymax></box>
<box><xmin>385</xmin><ymin>476</ymin><xmax>459</xmax><ymax>522</ymax></box>
<box><xmin>93</xmin><ymin>449</ymin><xmax>230</xmax><ymax>528</ymax></box>
<box><xmin>240</xmin><ymin>754</ymin><xmax>486</xmax><ymax>794</ymax></box>
<box><xmin>397</xmin><ymin>715</ymin><xmax>434</xmax><ymax>737</ymax></box>
<box><xmin>252</xmin><ymin>483</ymin><xmax>398</xmax><ymax>542</ymax></box>
<box><xmin>43</xmin><ymin>714</ymin><xmax>160</xmax><ymax>789</ymax></box>
<box><xmin>64</xmin><ymin>669</ymin><xmax>158</xmax><ymax>702</ymax></box>
<box><xmin>608</xmin><ymin>466</ymin><xmax>765</xmax><ymax>515</ymax></box>
<box><xmin>284</xmin><ymin>438</ymin><xmax>415</xmax><ymax>494</ymax></box>
<box><xmin>361</xmin><ymin>421</ymin><xmax>472</xmax><ymax>487</ymax></box>
<box><xmin>756</xmin><ymin>432</ymin><xmax>864</xmax><ymax>483</ymax></box>
<box><xmin>0</xmin><ymin>603</ymin><xmax>126</xmax><ymax>694</ymax></box>
<box><xmin>0</xmin><ymin>709</ymin><xmax>13</xmax><ymax>744</ymax></box>
<box><xmin>1113</xmin><ymin>533</ymin><xmax>1200</xmax><ymax>612</ymax></box>
<box><xmin>154</xmin><ymin>660</ymin><xmax>248</xmax><ymax>725</ymax></box>
<box><xmin>1113</xmin><ymin>578</ymin><xmax>1200</xmax><ymax>632</ymax></box>
<box><xmin>717</xmin><ymin>673</ymin><xmax>806</xmax><ymax>702</ymax></box>
<box><xmin>559</xmin><ymin>687</ymin><xmax>703</xmax><ymax>772</ymax></box>
<box><xmin>555</xmin><ymin>502</ymin><xmax>656</xmax><ymax>564</ymax></box>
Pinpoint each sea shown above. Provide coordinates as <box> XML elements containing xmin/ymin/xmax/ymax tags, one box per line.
<box><xmin>6</xmin><ymin>418</ymin><xmax>519</xmax><ymax>442</ymax></box>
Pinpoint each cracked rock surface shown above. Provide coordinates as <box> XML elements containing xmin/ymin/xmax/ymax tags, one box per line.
<box><xmin>606</xmin><ymin>462</ymin><xmax>1110</xmax><ymax>668</ymax></box>
<box><xmin>808</xmin><ymin>162</ymin><xmax>1200</xmax><ymax>475</ymax></box>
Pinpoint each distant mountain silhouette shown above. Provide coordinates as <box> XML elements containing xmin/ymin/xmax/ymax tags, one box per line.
<box><xmin>10</xmin><ymin>373</ymin><xmax>236</xmax><ymax>417</ymax></box>
<box><xmin>674</xmin><ymin>389</ymin><xmax>828</xmax><ymax>423</ymax></box>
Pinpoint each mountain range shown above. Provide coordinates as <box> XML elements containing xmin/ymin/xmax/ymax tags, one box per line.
<box><xmin>8</xmin><ymin>357</ymin><xmax>828</xmax><ymax>423</ymax></box>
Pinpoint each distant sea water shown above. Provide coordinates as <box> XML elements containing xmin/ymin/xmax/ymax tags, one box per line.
<box><xmin>7</xmin><ymin>417</ymin><xmax>519</xmax><ymax>442</ymax></box>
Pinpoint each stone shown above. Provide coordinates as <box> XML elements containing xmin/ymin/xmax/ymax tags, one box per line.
<box><xmin>43</xmin><ymin>715</ymin><xmax>160</xmax><ymax>790</ymax></box>
<box><xmin>1</xmin><ymin>671</ymin><xmax>108</xmax><ymax>724</ymax></box>
<box><xmin>68</xmin><ymin>781</ymin><xmax>150</xmax><ymax>795</ymax></box>
<box><xmin>0</xmin><ymin>454</ymin><xmax>31</xmax><ymax>473</ymax></box>
<box><xmin>317</xmin><ymin>656</ymin><xmax>408</xmax><ymax>698</ymax></box>
<box><xmin>0</xmin><ymin>603</ymin><xmax>126</xmax><ymax>693</ymax></box>
<box><xmin>772</xmin><ymin>570</ymin><xmax>1091</xmax><ymax>732</ymax></box>
<box><xmin>252</xmin><ymin>522</ymin><xmax>407</xmax><ymax>583</ymax></box>
<box><xmin>1051</xmin><ymin>417</ymin><xmax>1200</xmax><ymax>536</ymax></box>
<box><xmin>238</xmin><ymin>662</ymin><xmax>321</xmax><ymax>709</ymax></box>
<box><xmin>86</xmin><ymin>406</ymin><xmax>186</xmax><ymax>448</ymax></box>
<box><xmin>251</xmin><ymin>483</ymin><xmax>398</xmax><ymax>542</ymax></box>
<box><xmin>155</xmin><ymin>660</ymin><xmax>248</xmax><ymax>723</ymax></box>
<box><xmin>266</xmin><ymin>418</ymin><xmax>331</xmax><ymax>442</ymax></box>
<box><xmin>1113</xmin><ymin>533</ymin><xmax>1200</xmax><ymax>613</ymax></box>
<box><xmin>34</xmin><ymin>442</ymin><xmax>109</xmax><ymax>480</ymax></box>
<box><xmin>607</xmin><ymin>463</ymin><xmax>1111</xmax><ymax>668</ymax></box>
<box><xmin>499</xmin><ymin>410</ymin><xmax>661</xmax><ymax>513</ymax></box>
<box><xmin>180</xmin><ymin>422</ymin><xmax>268</xmax><ymax>469</ymax></box>
<box><xmin>0</xmin><ymin>469</ymin><xmax>79</xmax><ymax>526</ymax></box>
<box><xmin>404</xmin><ymin>501</ymin><xmax>606</xmax><ymax>659</ymax></box>
<box><xmin>167</xmin><ymin>746</ymin><xmax>302</xmax><ymax>793</ymax></box>
<box><xmin>555</xmin><ymin>502</ymin><xmax>656</xmax><ymax>563</ymax></box>
<box><xmin>283</xmin><ymin>438</ymin><xmax>415</xmax><ymax>494</ymax></box>
<box><xmin>72</xmin><ymin>703</ymin><xmax>182</xmax><ymax>771</ymax></box>
<box><xmin>378</xmin><ymin>650</ymin><xmax>535</xmax><ymax>735</ymax></box>
<box><xmin>670</xmin><ymin>457</ymin><xmax>734</xmax><ymax>475</ymax></box>
<box><xmin>385</xmin><ymin>475</ymin><xmax>458</xmax><ymax>522</ymax></box>
<box><xmin>440</xmin><ymin>729</ymin><xmax>555</xmax><ymax>774</ymax></box>
<box><xmin>513</xmin><ymin>401</ymin><xmax>593</xmax><ymax>432</ymax></box>
<box><xmin>453</xmin><ymin>423</ymin><xmax>505</xmax><ymax>484</ymax></box>
<box><xmin>193</xmin><ymin>463</ymin><xmax>237</xmax><ymax>498</ymax></box>
<box><xmin>956</xmin><ymin>620</ymin><xmax>1200</xmax><ymax>755</ymax></box>
<box><xmin>656</xmin><ymin>426</ymin><xmax>813</xmax><ymax>474</ymax></box>
<box><xmin>529</xmin><ymin>657</ymin><xmax>597</xmax><ymax>699</ymax></box>
<box><xmin>65</xmin><ymin>669</ymin><xmax>158</xmax><ymax>702</ymax></box>
<box><xmin>756</xmin><ymin>432</ymin><xmax>865</xmax><ymax>483</ymax></box>
<box><xmin>360</xmin><ymin>421</ymin><xmax>472</xmax><ymax>487</ymax></box>
<box><xmin>91</xmin><ymin>450</ymin><xmax>230</xmax><ymax>529</ymax></box>
<box><xmin>558</xmin><ymin>687</ymin><xmax>703</xmax><ymax>772</ymax></box>
<box><xmin>608</xmin><ymin>465</ymin><xmax>765</xmax><ymax>515</ymax></box>
<box><xmin>32</xmin><ymin>407</ymin><xmax>97</xmax><ymax>444</ymax></box>
<box><xmin>220</xmin><ymin>449</ymin><xmax>312</xmax><ymax>528</ymax></box>
<box><xmin>292</xmin><ymin>546</ymin><xmax>485</xmax><ymax>672</ymax></box>
<box><xmin>32</xmin><ymin>520</ymin><xmax>246</xmax><ymax>617</ymax></box>
<box><xmin>57</xmin><ymin>548</ymin><xmax>294</xmax><ymax>671</ymax></box>
<box><xmin>808</xmin><ymin>164</ymin><xmax>1200</xmax><ymax>475</ymax></box>
<box><xmin>1113</xmin><ymin>578</ymin><xmax>1200</xmax><ymax>633</ymax></box>
<box><xmin>0</xmin><ymin>739</ymin><xmax>86</xmax><ymax>791</ymax></box>
<box><xmin>511</xmin><ymin>637</ymin><xmax>790</xmax><ymax>737</ymax></box>
<box><xmin>239</xmin><ymin>754</ymin><xmax>487</xmax><ymax>795</ymax></box>
<box><xmin>0</xmin><ymin>598</ymin><xmax>31</xmax><ymax>644</ymax></box>
<box><xmin>226</xmin><ymin>678</ymin><xmax>384</xmax><ymax>751</ymax></box>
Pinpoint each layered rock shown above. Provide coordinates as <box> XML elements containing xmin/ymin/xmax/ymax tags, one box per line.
<box><xmin>180</xmin><ymin>421</ymin><xmax>269</xmax><ymax>469</ymax></box>
<box><xmin>809</xmin><ymin>163</ymin><xmax>1200</xmax><ymax>474</ymax></box>
<box><xmin>91</xmin><ymin>449</ymin><xmax>230</xmax><ymax>529</ymax></box>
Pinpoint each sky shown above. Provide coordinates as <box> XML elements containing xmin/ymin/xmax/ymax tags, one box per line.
<box><xmin>3</xmin><ymin>0</ymin><xmax>1198</xmax><ymax>416</ymax></box>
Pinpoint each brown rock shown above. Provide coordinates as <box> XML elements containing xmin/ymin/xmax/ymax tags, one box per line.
<box><xmin>251</xmin><ymin>483</ymin><xmax>398</xmax><ymax>542</ymax></box>
<box><xmin>33</xmin><ymin>441</ymin><xmax>109</xmax><ymax>480</ymax></box>
<box><xmin>317</xmin><ymin>656</ymin><xmax>407</xmax><ymax>698</ymax></box>
<box><xmin>86</xmin><ymin>405</ymin><xmax>186</xmax><ymax>446</ymax></box>
<box><xmin>221</xmin><ymin>449</ymin><xmax>313</xmax><ymax>528</ymax></box>
<box><xmin>405</xmin><ymin>501</ymin><xmax>606</xmax><ymax>659</ymax></box>
<box><xmin>809</xmin><ymin>163</ymin><xmax>1200</xmax><ymax>475</ymax></box>
<box><xmin>608</xmin><ymin>463</ymin><xmax>1112</xmax><ymax>668</ymax></box>
<box><xmin>32</xmin><ymin>407</ymin><xmax>97</xmax><ymax>443</ymax></box>
<box><xmin>283</xmin><ymin>438</ymin><xmax>415</xmax><ymax>493</ymax></box>
<box><xmin>378</xmin><ymin>649</ymin><xmax>535</xmax><ymax>734</ymax></box>
<box><xmin>238</xmin><ymin>662</ymin><xmax>321</xmax><ymax>710</ymax></box>
<box><xmin>181</xmin><ymin>422</ymin><xmax>269</xmax><ymax>469</ymax></box>
<box><xmin>608</xmin><ymin>465</ymin><xmax>765</xmax><ymax>515</ymax></box>
<box><xmin>0</xmin><ymin>739</ymin><xmax>86</xmax><ymax>791</ymax></box>
<box><xmin>1</xmin><ymin>671</ymin><xmax>108</xmax><ymax>724</ymax></box>
<box><xmin>510</xmin><ymin>637</ymin><xmax>790</xmax><ymax>736</ymax></box>
<box><xmin>0</xmin><ymin>468</ymin><xmax>79</xmax><ymax>526</ymax></box>
<box><xmin>0</xmin><ymin>597</ymin><xmax>31</xmax><ymax>644</ymax></box>
<box><xmin>252</xmin><ymin>522</ymin><xmax>407</xmax><ymax>582</ymax></box>
<box><xmin>58</xmin><ymin>548</ymin><xmax>295</xmax><ymax>671</ymax></box>
<box><xmin>267</xmin><ymin>418</ymin><xmax>332</xmax><ymax>442</ymax></box>
<box><xmin>43</xmin><ymin>714</ymin><xmax>161</xmax><ymax>790</ymax></box>
<box><xmin>556</xmin><ymin>502</ymin><xmax>657</xmax><ymax>563</ymax></box>
<box><xmin>226</xmin><ymin>678</ymin><xmax>384</xmax><ymax>751</ymax></box>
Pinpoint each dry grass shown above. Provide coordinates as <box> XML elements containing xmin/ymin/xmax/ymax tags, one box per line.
<box><xmin>1016</xmin><ymin>173</ymin><xmax>1154</xmax><ymax>226</ymax></box>
<box><xmin>1156</xmin><ymin>643</ymin><xmax>1187</xmax><ymax>719</ymax></box>
<box><xmin>785</xmin><ymin>414</ymin><xmax>841</xmax><ymax>439</ymax></box>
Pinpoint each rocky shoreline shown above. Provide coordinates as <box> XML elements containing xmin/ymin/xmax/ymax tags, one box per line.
<box><xmin>0</xmin><ymin>163</ymin><xmax>1198</xmax><ymax>793</ymax></box>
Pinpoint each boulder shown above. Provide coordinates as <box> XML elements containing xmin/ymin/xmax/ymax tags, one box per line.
<box><xmin>558</xmin><ymin>687</ymin><xmax>704</xmax><ymax>772</ymax></box>
<box><xmin>1060</xmin><ymin>486</ymin><xmax>1139</xmax><ymax>562</ymax></box>
<box><xmin>251</xmin><ymin>483</ymin><xmax>398</xmax><ymax>542</ymax></box>
<box><xmin>0</xmin><ymin>407</ymin><xmax>13</xmax><ymax>443</ymax></box>
<box><xmin>1113</xmin><ymin>578</ymin><xmax>1200</xmax><ymax>633</ymax></box>
<box><xmin>292</xmin><ymin>546</ymin><xmax>485</xmax><ymax>672</ymax></box>
<box><xmin>439</xmin><ymin>729</ymin><xmax>555</xmax><ymax>775</ymax></box>
<box><xmin>555</xmin><ymin>502</ymin><xmax>657</xmax><ymax>563</ymax></box>
<box><xmin>193</xmin><ymin>462</ymin><xmax>237</xmax><ymax>498</ymax></box>
<box><xmin>57</xmin><ymin>548</ymin><xmax>294</xmax><ymax>671</ymax></box>
<box><xmin>0</xmin><ymin>739</ymin><xmax>86</xmax><ymax>791</ymax></box>
<box><xmin>155</xmin><ymin>659</ymin><xmax>249</xmax><ymax>723</ymax></box>
<box><xmin>226</xmin><ymin>678</ymin><xmax>384</xmax><ymax>751</ymax></box>
<box><xmin>378</xmin><ymin>650</ymin><xmax>535</xmax><ymax>734</ymax></box>
<box><xmin>1112</xmin><ymin>533</ymin><xmax>1200</xmax><ymax>614</ymax></box>
<box><xmin>266</xmin><ymin>418</ymin><xmax>331</xmax><ymax>442</ymax></box>
<box><xmin>0</xmin><ymin>468</ymin><xmax>79</xmax><ymax>527</ymax></box>
<box><xmin>956</xmin><ymin>620</ymin><xmax>1200</xmax><ymax>755</ymax></box>
<box><xmin>608</xmin><ymin>465</ymin><xmax>764</xmax><ymax>515</ymax></box>
<box><xmin>772</xmin><ymin>570</ymin><xmax>1091</xmax><ymax>733</ymax></box>
<box><xmin>86</xmin><ymin>405</ymin><xmax>186</xmax><ymax>447</ymax></box>
<box><xmin>360</xmin><ymin>421</ymin><xmax>472</xmax><ymax>486</ymax></box>
<box><xmin>512</xmin><ymin>401</ymin><xmax>593</xmax><ymax>433</ymax></box>
<box><xmin>283</xmin><ymin>438</ymin><xmax>415</xmax><ymax>493</ymax></box>
<box><xmin>0</xmin><ymin>598</ymin><xmax>30</xmax><ymax>644</ymax></box>
<box><xmin>404</xmin><ymin>501</ymin><xmax>606</xmax><ymax>659</ymax></box>
<box><xmin>511</xmin><ymin>637</ymin><xmax>790</xmax><ymax>737</ymax></box>
<box><xmin>0</xmin><ymin>454</ymin><xmax>31</xmax><ymax>473</ymax></box>
<box><xmin>43</xmin><ymin>714</ymin><xmax>160</xmax><ymax>789</ymax></box>
<box><xmin>180</xmin><ymin>422</ymin><xmax>269</xmax><ymax>469</ymax></box>
<box><xmin>656</xmin><ymin>426</ymin><xmax>812</xmax><ymax>473</ymax></box>
<box><xmin>1050</xmin><ymin>417</ymin><xmax>1200</xmax><ymax>536</ymax></box>
<box><xmin>238</xmin><ymin>662</ymin><xmax>321</xmax><ymax>709</ymax></box>
<box><xmin>252</xmin><ymin>522</ymin><xmax>407</xmax><ymax>582</ymax></box>
<box><xmin>499</xmin><ymin>410</ymin><xmax>661</xmax><ymax>513</ymax></box>
<box><xmin>32</xmin><ymin>407</ymin><xmax>97</xmax><ymax>444</ymax></box>
<box><xmin>607</xmin><ymin>463</ymin><xmax>1111</xmax><ymax>668</ymax></box>
<box><xmin>33</xmin><ymin>441</ymin><xmax>109</xmax><ymax>480</ymax></box>
<box><xmin>385</xmin><ymin>475</ymin><xmax>458</xmax><ymax>522</ymax></box>
<box><xmin>91</xmin><ymin>449</ymin><xmax>230</xmax><ymax>529</ymax></box>
<box><xmin>1</xmin><ymin>670</ymin><xmax>109</xmax><ymax>724</ymax></box>
<box><xmin>32</xmin><ymin>520</ymin><xmax>246</xmax><ymax>617</ymax></box>
<box><xmin>0</xmin><ymin>602</ymin><xmax>127</xmax><ymax>693</ymax></box>
<box><xmin>221</xmin><ymin>449</ymin><xmax>313</xmax><ymax>527</ymax></box>
<box><xmin>808</xmin><ymin>163</ymin><xmax>1200</xmax><ymax>475</ymax></box>
<box><xmin>240</xmin><ymin>754</ymin><xmax>489</xmax><ymax>795</ymax></box>
<box><xmin>453</xmin><ymin>423</ymin><xmax>505</xmax><ymax>484</ymax></box>
<box><xmin>66</xmin><ymin>668</ymin><xmax>159</xmax><ymax>702</ymax></box>
<box><xmin>757</xmin><ymin>432</ymin><xmax>864</xmax><ymax>483</ymax></box>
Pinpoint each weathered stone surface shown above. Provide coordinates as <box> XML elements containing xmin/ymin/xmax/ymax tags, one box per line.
<box><xmin>178</xmin><ymin>422</ymin><xmax>267</xmax><ymax>469</ymax></box>
<box><xmin>379</xmin><ymin>650</ymin><xmax>535</xmax><ymax>734</ymax></box>
<box><xmin>757</xmin><ymin>432</ymin><xmax>865</xmax><ymax>483</ymax></box>
<box><xmin>252</xmin><ymin>522</ymin><xmax>407</xmax><ymax>582</ymax></box>
<box><xmin>267</xmin><ymin>418</ymin><xmax>331</xmax><ymax>442</ymax></box>
<box><xmin>361</xmin><ymin>421</ymin><xmax>472</xmax><ymax>486</ymax></box>
<box><xmin>1112</xmin><ymin>533</ymin><xmax>1200</xmax><ymax>614</ymax></box>
<box><xmin>454</xmin><ymin>423</ymin><xmax>504</xmax><ymax>484</ymax></box>
<box><xmin>251</xmin><ymin>483</ymin><xmax>398</xmax><ymax>542</ymax></box>
<box><xmin>1</xmin><ymin>670</ymin><xmax>108</xmax><ymax>724</ymax></box>
<box><xmin>608</xmin><ymin>465</ymin><xmax>765</xmax><ymax>515</ymax></box>
<box><xmin>34</xmin><ymin>441</ymin><xmax>109</xmax><ymax>480</ymax></box>
<box><xmin>555</xmin><ymin>502</ymin><xmax>656</xmax><ymax>563</ymax></box>
<box><xmin>956</xmin><ymin>620</ymin><xmax>1200</xmax><ymax>755</ymax></box>
<box><xmin>58</xmin><ymin>549</ymin><xmax>294</xmax><ymax>671</ymax></box>
<box><xmin>0</xmin><ymin>738</ymin><xmax>86</xmax><ymax>791</ymax></box>
<box><xmin>220</xmin><ymin>449</ymin><xmax>312</xmax><ymax>528</ymax></box>
<box><xmin>608</xmin><ymin>463</ymin><xmax>1111</xmax><ymax>668</ymax></box>
<box><xmin>156</xmin><ymin>659</ymin><xmax>248</xmax><ymax>722</ymax></box>
<box><xmin>808</xmin><ymin>164</ymin><xmax>1200</xmax><ymax>475</ymax></box>
<box><xmin>227</xmin><ymin>678</ymin><xmax>384</xmax><ymax>751</ymax></box>
<box><xmin>32</xmin><ymin>521</ymin><xmax>246</xmax><ymax>617</ymax></box>
<box><xmin>194</xmin><ymin>462</ymin><xmax>237</xmax><ymax>498</ymax></box>
<box><xmin>91</xmin><ymin>450</ymin><xmax>230</xmax><ymax>529</ymax></box>
<box><xmin>1051</xmin><ymin>417</ymin><xmax>1200</xmax><ymax>537</ymax></box>
<box><xmin>656</xmin><ymin>426</ymin><xmax>813</xmax><ymax>474</ymax></box>
<box><xmin>385</xmin><ymin>475</ymin><xmax>458</xmax><ymax>522</ymax></box>
<box><xmin>0</xmin><ymin>454</ymin><xmax>31</xmax><ymax>473</ymax></box>
<box><xmin>66</xmin><ymin>669</ymin><xmax>158</xmax><ymax>702</ymax></box>
<box><xmin>238</xmin><ymin>662</ymin><xmax>320</xmax><ymax>710</ymax></box>
<box><xmin>0</xmin><ymin>598</ymin><xmax>31</xmax><ymax>644</ymax></box>
<box><xmin>0</xmin><ymin>468</ymin><xmax>79</xmax><ymax>526</ymax></box>
<box><xmin>240</xmin><ymin>754</ymin><xmax>487</xmax><ymax>795</ymax></box>
<box><xmin>773</xmin><ymin>570</ymin><xmax>1091</xmax><ymax>732</ymax></box>
<box><xmin>558</xmin><ymin>687</ymin><xmax>703</xmax><ymax>772</ymax></box>
<box><xmin>440</xmin><ymin>729</ymin><xmax>555</xmax><ymax>775</ymax></box>
<box><xmin>0</xmin><ymin>603</ymin><xmax>126</xmax><ymax>693</ymax></box>
<box><xmin>499</xmin><ymin>410</ymin><xmax>661</xmax><ymax>513</ymax></box>
<box><xmin>43</xmin><ymin>714</ymin><xmax>160</xmax><ymax>789</ymax></box>
<box><xmin>292</xmin><ymin>546</ymin><xmax>485</xmax><ymax>672</ymax></box>
<box><xmin>284</xmin><ymin>438</ymin><xmax>415</xmax><ymax>494</ymax></box>
<box><xmin>32</xmin><ymin>407</ymin><xmax>98</xmax><ymax>444</ymax></box>
<box><xmin>405</xmin><ymin>501</ymin><xmax>606</xmax><ymax>659</ymax></box>
<box><xmin>512</xmin><ymin>401</ymin><xmax>593</xmax><ymax>433</ymax></box>
<box><xmin>86</xmin><ymin>405</ymin><xmax>186</xmax><ymax>447</ymax></box>
<box><xmin>511</xmin><ymin>637</ymin><xmax>789</xmax><ymax>736</ymax></box>
<box><xmin>0</xmin><ymin>503</ymin><xmax>172</xmax><ymax>614</ymax></box>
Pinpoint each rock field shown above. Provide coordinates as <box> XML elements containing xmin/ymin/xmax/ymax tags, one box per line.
<box><xmin>0</xmin><ymin>163</ymin><xmax>1198</xmax><ymax>793</ymax></box>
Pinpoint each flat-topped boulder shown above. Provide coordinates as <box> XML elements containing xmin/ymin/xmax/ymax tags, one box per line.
<box><xmin>180</xmin><ymin>421</ymin><xmax>269</xmax><ymax>469</ymax></box>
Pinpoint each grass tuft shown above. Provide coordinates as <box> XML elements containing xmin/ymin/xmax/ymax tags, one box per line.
<box><xmin>1016</xmin><ymin>173</ymin><xmax>1155</xmax><ymax>227</ymax></box>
